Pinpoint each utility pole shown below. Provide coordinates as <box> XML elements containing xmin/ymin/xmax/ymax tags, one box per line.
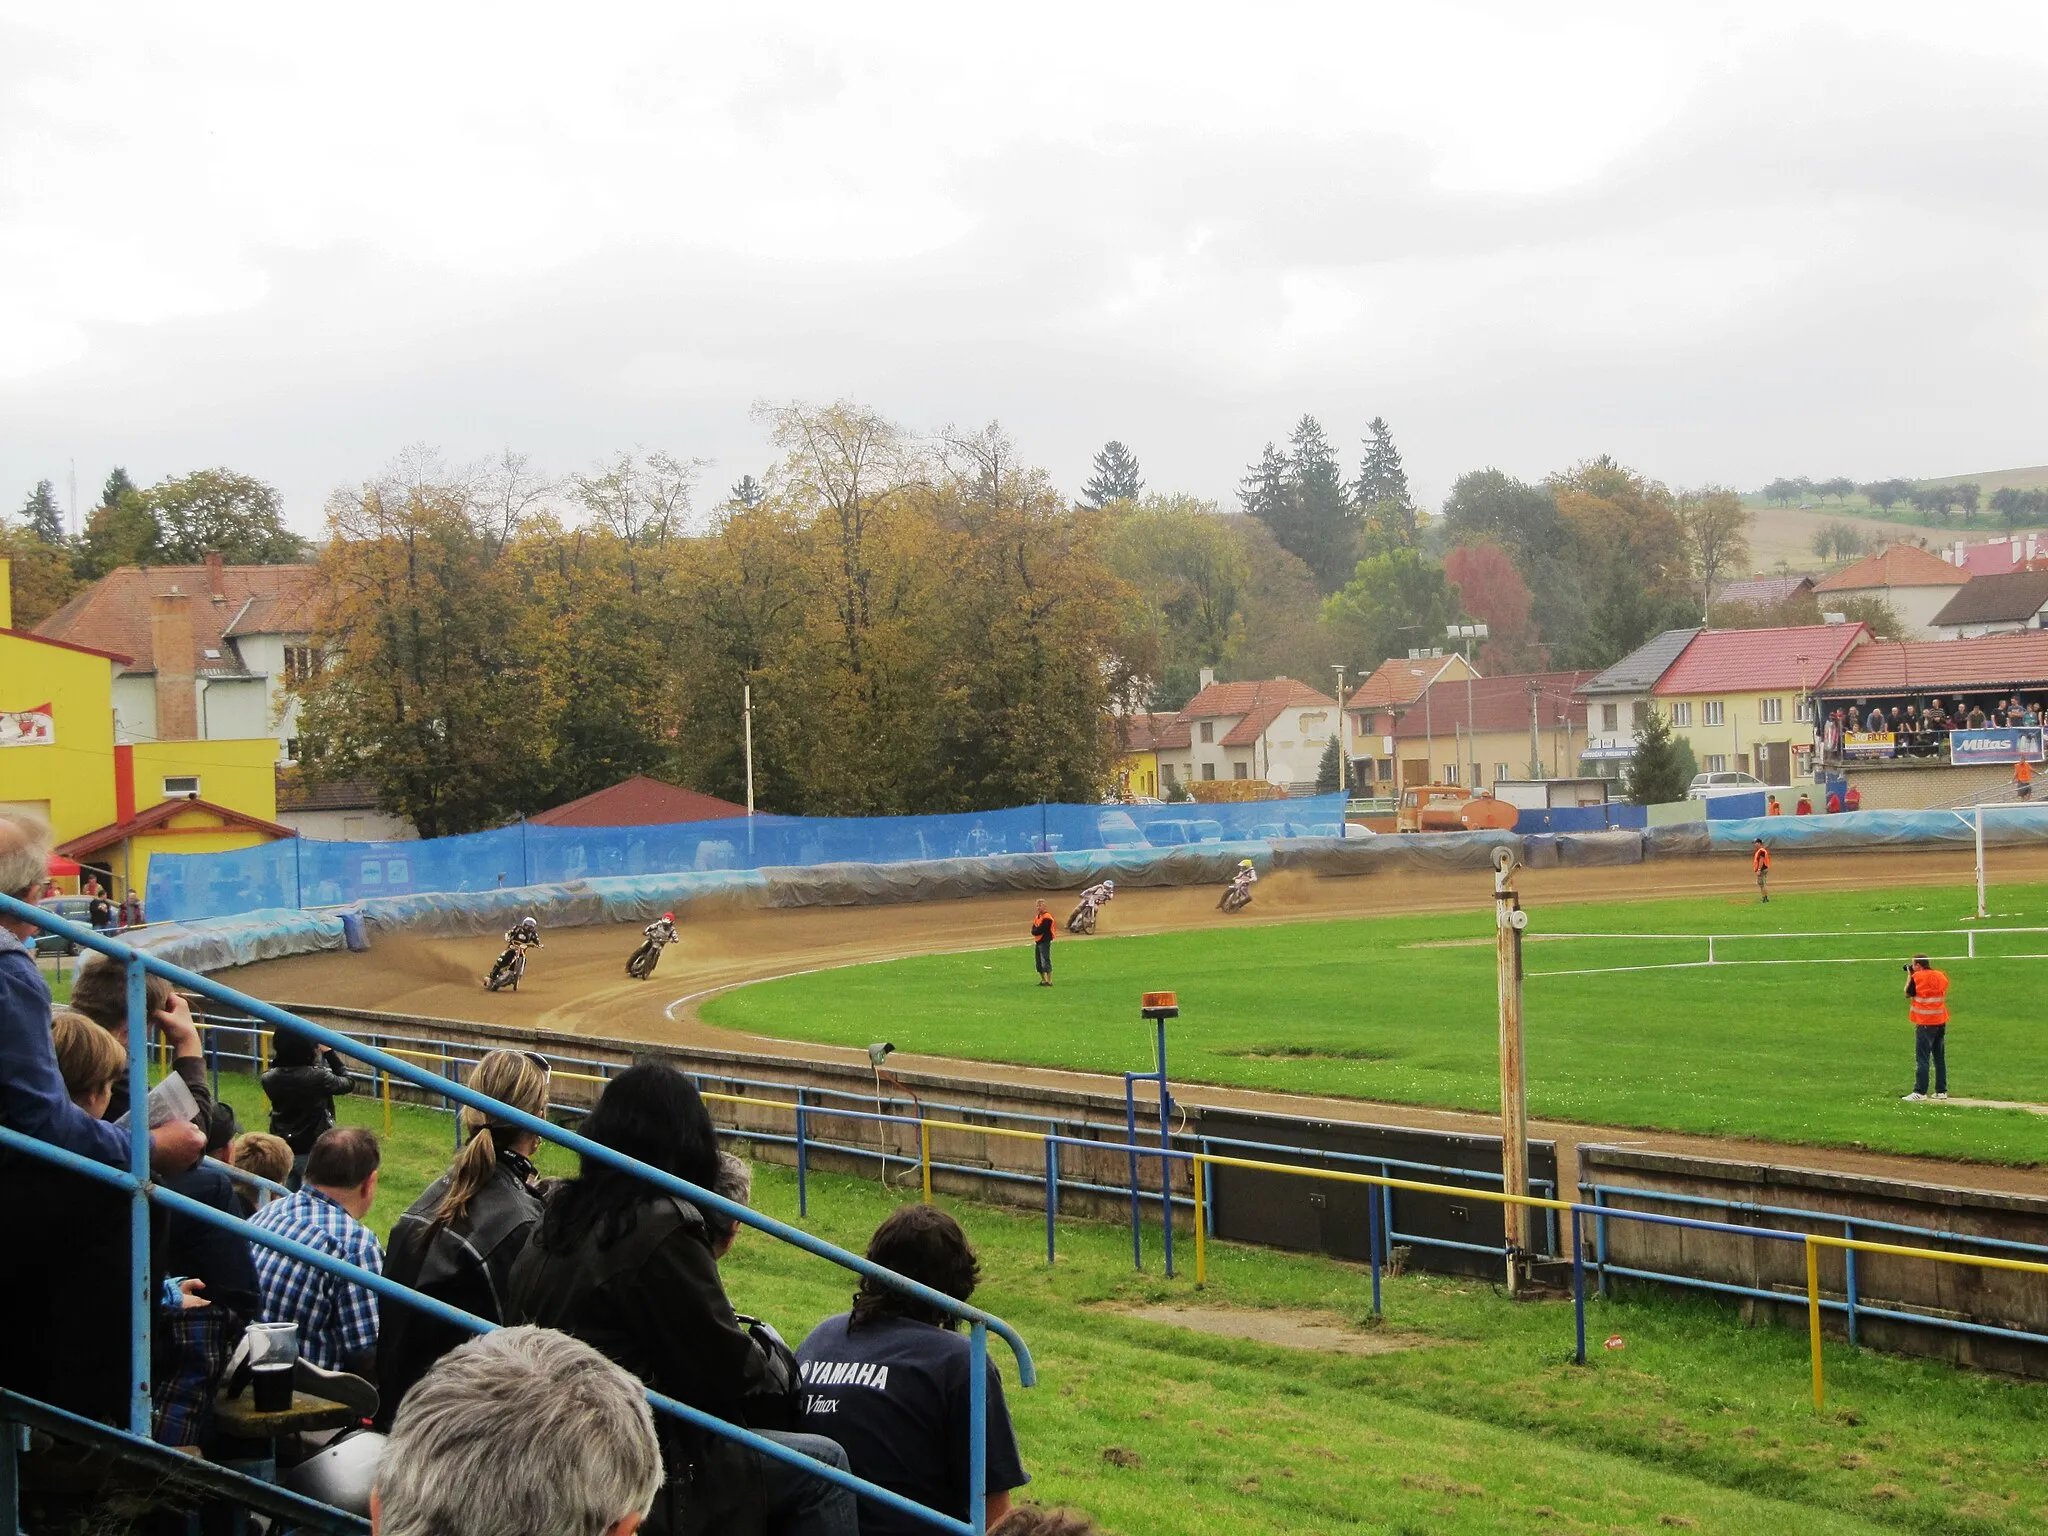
<box><xmin>1493</xmin><ymin>846</ymin><xmax>1529</xmax><ymax>1294</ymax></box>
<box><xmin>1528</xmin><ymin>681</ymin><xmax>1542</xmax><ymax>779</ymax></box>
<box><xmin>1331</xmin><ymin>664</ymin><xmax>1347</xmax><ymax>797</ymax></box>
<box><xmin>743</xmin><ymin>684</ymin><xmax>755</xmax><ymax>817</ymax></box>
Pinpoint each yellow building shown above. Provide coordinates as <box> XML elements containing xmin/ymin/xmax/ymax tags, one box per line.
<box><xmin>1651</xmin><ymin>623</ymin><xmax>1870</xmax><ymax>785</ymax></box>
<box><xmin>2</xmin><ymin>555</ymin><xmax>292</xmax><ymax>903</ymax></box>
<box><xmin>1110</xmin><ymin>713</ymin><xmax>1171</xmax><ymax>799</ymax></box>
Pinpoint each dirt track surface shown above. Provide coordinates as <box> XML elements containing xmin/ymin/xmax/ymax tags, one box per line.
<box><xmin>229</xmin><ymin>845</ymin><xmax>2048</xmax><ymax>1198</ymax></box>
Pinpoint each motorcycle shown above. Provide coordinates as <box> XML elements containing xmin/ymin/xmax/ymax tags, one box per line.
<box><xmin>1218</xmin><ymin>882</ymin><xmax>1253</xmax><ymax>914</ymax></box>
<box><xmin>485</xmin><ymin>940</ymin><xmax>534</xmax><ymax>992</ymax></box>
<box><xmin>1066</xmin><ymin>902</ymin><xmax>1099</xmax><ymax>935</ymax></box>
<box><xmin>627</xmin><ymin>928</ymin><xmax>678</xmax><ymax>980</ymax></box>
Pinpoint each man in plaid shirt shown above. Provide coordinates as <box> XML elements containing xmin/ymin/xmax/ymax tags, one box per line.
<box><xmin>249</xmin><ymin>1126</ymin><xmax>384</xmax><ymax>1375</ymax></box>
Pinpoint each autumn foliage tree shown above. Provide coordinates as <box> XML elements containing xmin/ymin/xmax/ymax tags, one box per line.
<box><xmin>1442</xmin><ymin>542</ymin><xmax>1537</xmax><ymax>670</ymax></box>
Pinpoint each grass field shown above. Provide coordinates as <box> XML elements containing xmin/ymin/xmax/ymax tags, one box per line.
<box><xmin>213</xmin><ymin>1076</ymin><xmax>2048</xmax><ymax>1535</ymax></box>
<box><xmin>702</xmin><ymin>880</ymin><xmax>2048</xmax><ymax>1166</ymax></box>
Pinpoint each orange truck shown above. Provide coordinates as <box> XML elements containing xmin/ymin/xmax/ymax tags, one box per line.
<box><xmin>1396</xmin><ymin>784</ymin><xmax>1520</xmax><ymax>834</ymax></box>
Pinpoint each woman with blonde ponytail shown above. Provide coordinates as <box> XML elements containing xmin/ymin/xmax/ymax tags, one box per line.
<box><xmin>376</xmin><ymin>1049</ymin><xmax>552</xmax><ymax>1426</ymax></box>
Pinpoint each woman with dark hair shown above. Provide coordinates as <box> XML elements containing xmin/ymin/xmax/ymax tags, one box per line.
<box><xmin>376</xmin><ymin>1049</ymin><xmax>552</xmax><ymax>1428</ymax></box>
<box><xmin>261</xmin><ymin>1029</ymin><xmax>353</xmax><ymax>1188</ymax></box>
<box><xmin>795</xmin><ymin>1205</ymin><xmax>1029</xmax><ymax>1535</ymax></box>
<box><xmin>508</xmin><ymin>1063</ymin><xmax>855</xmax><ymax>1536</ymax></box>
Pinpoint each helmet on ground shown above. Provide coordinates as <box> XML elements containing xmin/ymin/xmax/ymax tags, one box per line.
<box><xmin>1239</xmin><ymin>858</ymin><xmax>1254</xmax><ymax>870</ymax></box>
<box><xmin>281</xmin><ymin>1429</ymin><xmax>386</xmax><ymax>1516</ymax></box>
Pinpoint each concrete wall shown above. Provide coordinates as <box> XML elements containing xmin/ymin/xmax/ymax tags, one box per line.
<box><xmin>1581</xmin><ymin>1145</ymin><xmax>2048</xmax><ymax>1375</ymax></box>
<box><xmin>1843</xmin><ymin>761</ymin><xmax>2012</xmax><ymax>810</ymax></box>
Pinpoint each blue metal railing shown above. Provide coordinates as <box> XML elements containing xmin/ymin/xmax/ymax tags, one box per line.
<box><xmin>4</xmin><ymin>894</ymin><xmax>1033</xmax><ymax>1535</ymax></box>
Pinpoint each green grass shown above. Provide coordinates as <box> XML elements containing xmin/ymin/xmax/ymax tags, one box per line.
<box><xmin>703</xmin><ymin>881</ymin><xmax>2048</xmax><ymax>1166</ymax></box>
<box><xmin>224</xmin><ymin>1075</ymin><xmax>2048</xmax><ymax>1534</ymax></box>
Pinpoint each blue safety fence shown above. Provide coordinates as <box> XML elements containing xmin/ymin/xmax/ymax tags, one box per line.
<box><xmin>144</xmin><ymin>796</ymin><xmax>1348</xmax><ymax>923</ymax></box>
<box><xmin>0</xmin><ymin>894</ymin><xmax>1033</xmax><ymax>1536</ymax></box>
<box><xmin>1513</xmin><ymin>804</ymin><xmax>1648</xmax><ymax>835</ymax></box>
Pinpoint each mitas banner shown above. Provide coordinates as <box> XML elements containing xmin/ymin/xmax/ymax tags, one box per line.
<box><xmin>1949</xmin><ymin>726</ymin><xmax>2045</xmax><ymax>766</ymax></box>
<box><xmin>0</xmin><ymin>703</ymin><xmax>53</xmax><ymax>747</ymax></box>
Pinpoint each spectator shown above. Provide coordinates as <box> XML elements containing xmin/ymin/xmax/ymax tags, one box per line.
<box><xmin>81</xmin><ymin>872</ymin><xmax>103</xmax><ymax>900</ymax></box>
<box><xmin>229</xmin><ymin>1131</ymin><xmax>295</xmax><ymax>1215</ymax></box>
<box><xmin>264</xmin><ymin>1029</ymin><xmax>356</xmax><ymax>1187</ymax></box>
<box><xmin>704</xmin><ymin>1151</ymin><xmax>754</xmax><ymax>1260</ymax></box>
<box><xmin>377</xmin><ymin>1050</ymin><xmax>552</xmax><ymax>1427</ymax></box>
<box><xmin>249</xmin><ymin>1125</ymin><xmax>384</xmax><ymax>1378</ymax></box>
<box><xmin>1845</xmin><ymin>782</ymin><xmax>1862</xmax><ymax>813</ymax></box>
<box><xmin>1968</xmin><ymin>703</ymin><xmax>1988</xmax><ymax>729</ymax></box>
<box><xmin>1031</xmin><ymin>902</ymin><xmax>1054</xmax><ymax>987</ymax></box>
<box><xmin>796</xmin><ymin>1205</ymin><xmax>1029</xmax><ymax>1535</ymax></box>
<box><xmin>372</xmin><ymin>1326</ymin><xmax>661</xmax><ymax>1536</ymax></box>
<box><xmin>1765</xmin><ymin>795</ymin><xmax>1781</xmax><ymax>816</ymax></box>
<box><xmin>69</xmin><ymin>955</ymin><xmax>219</xmax><ymax>1133</ymax></box>
<box><xmin>510</xmin><ymin>1063</ymin><xmax>856</xmax><ymax>1536</ymax></box>
<box><xmin>1795</xmin><ymin>791</ymin><xmax>1812</xmax><ymax>815</ymax></box>
<box><xmin>1864</xmin><ymin>705</ymin><xmax>1884</xmax><ymax>732</ymax></box>
<box><xmin>0</xmin><ymin>811</ymin><xmax>204</xmax><ymax>1424</ymax></box>
<box><xmin>1826</xmin><ymin>786</ymin><xmax>1842</xmax><ymax>814</ymax></box>
<box><xmin>87</xmin><ymin>891</ymin><xmax>114</xmax><ymax>932</ymax></box>
<box><xmin>36</xmin><ymin>876</ymin><xmax>59</xmax><ymax>901</ymax></box>
<box><xmin>119</xmin><ymin>891</ymin><xmax>143</xmax><ymax>929</ymax></box>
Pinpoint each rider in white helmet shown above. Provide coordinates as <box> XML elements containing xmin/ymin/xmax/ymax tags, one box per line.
<box><xmin>1076</xmin><ymin>877</ymin><xmax>1116</xmax><ymax>912</ymax></box>
<box><xmin>494</xmin><ymin>916</ymin><xmax>541</xmax><ymax>973</ymax></box>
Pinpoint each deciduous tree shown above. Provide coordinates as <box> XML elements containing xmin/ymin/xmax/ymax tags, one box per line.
<box><xmin>1442</xmin><ymin>542</ymin><xmax>1537</xmax><ymax>670</ymax></box>
<box><xmin>147</xmin><ymin>468</ymin><xmax>306</xmax><ymax>564</ymax></box>
<box><xmin>1322</xmin><ymin>548</ymin><xmax>1462</xmax><ymax>672</ymax></box>
<box><xmin>1678</xmin><ymin>486</ymin><xmax>1751</xmax><ymax>622</ymax></box>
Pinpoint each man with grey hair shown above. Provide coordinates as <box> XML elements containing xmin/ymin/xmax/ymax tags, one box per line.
<box><xmin>0</xmin><ymin>808</ymin><xmax>203</xmax><ymax>1170</ymax></box>
<box><xmin>373</xmin><ymin>1326</ymin><xmax>661</xmax><ymax>1536</ymax></box>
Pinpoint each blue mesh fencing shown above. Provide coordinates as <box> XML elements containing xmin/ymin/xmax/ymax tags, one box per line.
<box><xmin>145</xmin><ymin>796</ymin><xmax>1349</xmax><ymax>923</ymax></box>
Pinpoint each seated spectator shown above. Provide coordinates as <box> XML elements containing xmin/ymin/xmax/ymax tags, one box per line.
<box><xmin>264</xmin><ymin>1029</ymin><xmax>356</xmax><ymax>1187</ymax></box>
<box><xmin>229</xmin><ymin>1130</ymin><xmax>297</xmax><ymax>1215</ymax></box>
<box><xmin>377</xmin><ymin>1050</ymin><xmax>552</xmax><ymax>1427</ymax></box>
<box><xmin>796</xmin><ymin>1205</ymin><xmax>1029</xmax><ymax>1535</ymax></box>
<box><xmin>704</xmin><ymin>1150</ymin><xmax>754</xmax><ymax>1261</ymax></box>
<box><xmin>0</xmin><ymin>811</ymin><xmax>204</xmax><ymax>1424</ymax></box>
<box><xmin>510</xmin><ymin>1063</ymin><xmax>855</xmax><ymax>1536</ymax></box>
<box><xmin>249</xmin><ymin>1125</ymin><xmax>384</xmax><ymax>1379</ymax></box>
<box><xmin>69</xmin><ymin>955</ymin><xmax>218</xmax><ymax>1133</ymax></box>
<box><xmin>372</xmin><ymin>1326</ymin><xmax>661</xmax><ymax>1536</ymax></box>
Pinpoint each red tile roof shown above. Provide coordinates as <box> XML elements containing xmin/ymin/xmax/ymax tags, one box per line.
<box><xmin>1653</xmin><ymin>624</ymin><xmax>1869</xmax><ymax>695</ymax></box>
<box><xmin>1939</xmin><ymin>536</ymin><xmax>2048</xmax><ymax>578</ymax></box>
<box><xmin>1348</xmin><ymin>654</ymin><xmax>1475</xmax><ymax>712</ymax></box>
<box><xmin>0</xmin><ymin>626</ymin><xmax>133</xmax><ymax>666</ymax></box>
<box><xmin>276</xmin><ymin>773</ymin><xmax>384</xmax><ymax>813</ymax></box>
<box><xmin>525</xmin><ymin>774</ymin><xmax>748</xmax><ymax>827</ymax></box>
<box><xmin>36</xmin><ymin>562</ymin><xmax>320</xmax><ymax>675</ymax></box>
<box><xmin>57</xmin><ymin>795</ymin><xmax>296</xmax><ymax>858</ymax></box>
<box><xmin>1823</xmin><ymin>632</ymin><xmax>2048</xmax><ymax>694</ymax></box>
<box><xmin>1813</xmin><ymin>543</ymin><xmax>1965</xmax><ymax>592</ymax></box>
<box><xmin>1391</xmin><ymin>671</ymin><xmax>1598</xmax><ymax>739</ymax></box>
<box><xmin>1117</xmin><ymin>712</ymin><xmax>1186</xmax><ymax>753</ymax></box>
<box><xmin>1175</xmin><ymin>678</ymin><xmax>1338</xmax><ymax>747</ymax></box>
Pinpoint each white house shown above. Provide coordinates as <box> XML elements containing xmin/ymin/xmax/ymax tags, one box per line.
<box><xmin>1812</xmin><ymin>543</ymin><xmax>1969</xmax><ymax>641</ymax></box>
<box><xmin>1927</xmin><ymin>570</ymin><xmax>2048</xmax><ymax>640</ymax></box>
<box><xmin>1154</xmin><ymin>671</ymin><xmax>1341</xmax><ymax>793</ymax></box>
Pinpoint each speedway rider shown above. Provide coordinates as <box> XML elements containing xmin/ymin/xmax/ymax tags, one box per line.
<box><xmin>494</xmin><ymin>916</ymin><xmax>542</xmax><ymax>975</ymax></box>
<box><xmin>1076</xmin><ymin>879</ymin><xmax>1115</xmax><ymax>916</ymax></box>
<box><xmin>1226</xmin><ymin>858</ymin><xmax>1257</xmax><ymax>899</ymax></box>
<box><xmin>644</xmin><ymin>911</ymin><xmax>679</xmax><ymax>947</ymax></box>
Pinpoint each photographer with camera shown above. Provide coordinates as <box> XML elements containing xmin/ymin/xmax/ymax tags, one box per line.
<box><xmin>1902</xmin><ymin>954</ymin><xmax>1951</xmax><ymax>1102</ymax></box>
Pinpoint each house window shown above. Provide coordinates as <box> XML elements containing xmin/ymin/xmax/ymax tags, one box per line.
<box><xmin>1703</xmin><ymin>701</ymin><xmax>1725</xmax><ymax>726</ymax></box>
<box><xmin>284</xmin><ymin>738</ymin><xmax>300</xmax><ymax>763</ymax></box>
<box><xmin>1796</xmin><ymin>697</ymin><xmax>1815</xmax><ymax>722</ymax></box>
<box><xmin>1495</xmin><ymin>763</ymin><xmax>1509</xmax><ymax>781</ymax></box>
<box><xmin>1670</xmin><ymin>702</ymin><xmax>1692</xmax><ymax>727</ymax></box>
<box><xmin>1199</xmin><ymin>721</ymin><xmax>1214</xmax><ymax>744</ymax></box>
<box><xmin>162</xmin><ymin>775</ymin><xmax>200</xmax><ymax>798</ymax></box>
<box><xmin>1601</xmin><ymin>703</ymin><xmax>1618</xmax><ymax>732</ymax></box>
<box><xmin>1759</xmin><ymin>698</ymin><xmax>1783</xmax><ymax>724</ymax></box>
<box><xmin>1202</xmin><ymin>763</ymin><xmax>1216</xmax><ymax>781</ymax></box>
<box><xmin>1443</xmin><ymin>763</ymin><xmax>1459</xmax><ymax>785</ymax></box>
<box><xmin>1704</xmin><ymin>754</ymin><xmax>1728</xmax><ymax>773</ymax></box>
<box><xmin>1632</xmin><ymin>700</ymin><xmax>1648</xmax><ymax>726</ymax></box>
<box><xmin>1232</xmin><ymin>762</ymin><xmax>1248</xmax><ymax>780</ymax></box>
<box><xmin>284</xmin><ymin>646</ymin><xmax>322</xmax><ymax>684</ymax></box>
<box><xmin>1160</xmin><ymin>763</ymin><xmax>1176</xmax><ymax>786</ymax></box>
<box><xmin>1376</xmin><ymin>759</ymin><xmax>1392</xmax><ymax>782</ymax></box>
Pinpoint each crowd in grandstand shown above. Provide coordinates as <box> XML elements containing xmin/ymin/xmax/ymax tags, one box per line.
<box><xmin>0</xmin><ymin>807</ymin><xmax>1084</xmax><ymax>1534</ymax></box>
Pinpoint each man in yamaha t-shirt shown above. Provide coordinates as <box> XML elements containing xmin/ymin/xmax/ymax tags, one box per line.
<box><xmin>796</xmin><ymin>1206</ymin><xmax>1028</xmax><ymax>1534</ymax></box>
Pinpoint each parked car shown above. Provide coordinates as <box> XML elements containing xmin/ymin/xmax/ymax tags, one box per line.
<box><xmin>33</xmin><ymin>896</ymin><xmax>96</xmax><ymax>956</ymax></box>
<box><xmin>1189</xmin><ymin>819</ymin><xmax>1226</xmax><ymax>843</ymax></box>
<box><xmin>1142</xmin><ymin>820</ymin><xmax>1199</xmax><ymax>847</ymax></box>
<box><xmin>1094</xmin><ymin>811</ymin><xmax>1147</xmax><ymax>848</ymax></box>
<box><xmin>1685</xmin><ymin>772</ymin><xmax>1770</xmax><ymax>801</ymax></box>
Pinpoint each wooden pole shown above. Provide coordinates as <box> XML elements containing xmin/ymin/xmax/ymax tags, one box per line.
<box><xmin>1494</xmin><ymin>848</ymin><xmax>1529</xmax><ymax>1293</ymax></box>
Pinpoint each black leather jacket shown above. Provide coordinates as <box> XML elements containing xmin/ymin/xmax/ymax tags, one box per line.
<box><xmin>261</xmin><ymin>1052</ymin><xmax>353</xmax><ymax>1155</ymax></box>
<box><xmin>508</xmin><ymin>1192</ymin><xmax>797</xmax><ymax>1536</ymax></box>
<box><xmin>376</xmin><ymin>1154</ymin><xmax>544</xmax><ymax>1427</ymax></box>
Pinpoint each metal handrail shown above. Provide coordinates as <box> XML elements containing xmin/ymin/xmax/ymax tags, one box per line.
<box><xmin>5</xmin><ymin>893</ymin><xmax>1031</xmax><ymax>1535</ymax></box>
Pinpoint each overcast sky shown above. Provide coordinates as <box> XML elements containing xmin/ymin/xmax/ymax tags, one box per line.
<box><xmin>6</xmin><ymin>2</ymin><xmax>2048</xmax><ymax>534</ymax></box>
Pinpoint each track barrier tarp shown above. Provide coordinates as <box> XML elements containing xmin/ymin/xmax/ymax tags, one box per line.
<box><xmin>145</xmin><ymin>796</ymin><xmax>1350</xmax><ymax>924</ymax></box>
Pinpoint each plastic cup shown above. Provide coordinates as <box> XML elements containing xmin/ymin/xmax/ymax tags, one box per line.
<box><xmin>248</xmin><ymin>1321</ymin><xmax>298</xmax><ymax>1412</ymax></box>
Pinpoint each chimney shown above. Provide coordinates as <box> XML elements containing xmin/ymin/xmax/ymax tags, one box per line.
<box><xmin>1198</xmin><ymin>666</ymin><xmax>1216</xmax><ymax>690</ymax></box>
<box><xmin>204</xmin><ymin>550</ymin><xmax>226</xmax><ymax>601</ymax></box>
<box><xmin>151</xmin><ymin>587</ymin><xmax>198</xmax><ymax>740</ymax></box>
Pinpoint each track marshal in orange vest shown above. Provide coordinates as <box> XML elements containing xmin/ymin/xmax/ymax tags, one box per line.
<box><xmin>1902</xmin><ymin>954</ymin><xmax>1949</xmax><ymax>1102</ymax></box>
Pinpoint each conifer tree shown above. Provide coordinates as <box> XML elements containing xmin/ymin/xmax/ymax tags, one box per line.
<box><xmin>1080</xmin><ymin>441</ymin><xmax>1144</xmax><ymax>507</ymax></box>
<box><xmin>19</xmin><ymin>480</ymin><xmax>62</xmax><ymax>545</ymax></box>
<box><xmin>1626</xmin><ymin>705</ymin><xmax>1690</xmax><ymax>805</ymax></box>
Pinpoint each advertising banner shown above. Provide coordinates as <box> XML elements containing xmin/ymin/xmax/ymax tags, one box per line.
<box><xmin>1949</xmin><ymin>727</ymin><xmax>2045</xmax><ymax>766</ymax></box>
<box><xmin>1842</xmin><ymin>731</ymin><xmax>1895</xmax><ymax>758</ymax></box>
<box><xmin>0</xmin><ymin>703</ymin><xmax>53</xmax><ymax>747</ymax></box>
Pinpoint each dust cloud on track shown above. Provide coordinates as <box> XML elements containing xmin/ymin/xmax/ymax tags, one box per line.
<box><xmin>226</xmin><ymin>844</ymin><xmax>2048</xmax><ymax>1195</ymax></box>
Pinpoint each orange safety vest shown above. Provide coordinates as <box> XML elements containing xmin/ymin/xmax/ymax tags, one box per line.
<box><xmin>2018</xmin><ymin>760</ymin><xmax>2034</xmax><ymax>785</ymax></box>
<box><xmin>1908</xmin><ymin>968</ymin><xmax>1950</xmax><ymax>1026</ymax></box>
<box><xmin>1752</xmin><ymin>845</ymin><xmax>1770</xmax><ymax>873</ymax></box>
